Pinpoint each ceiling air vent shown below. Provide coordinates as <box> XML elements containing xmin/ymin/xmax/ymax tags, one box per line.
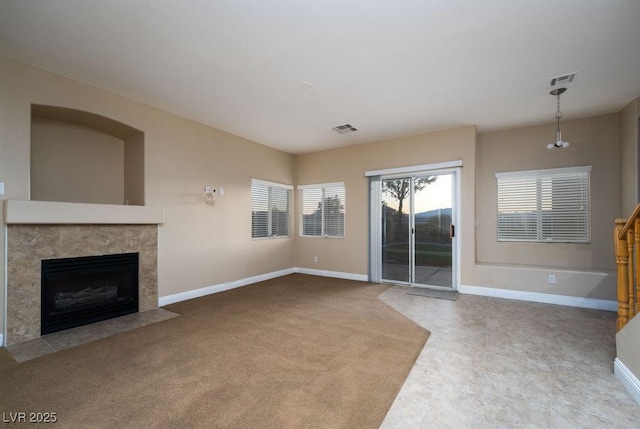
<box><xmin>332</xmin><ymin>124</ymin><xmax>358</xmax><ymax>134</ymax></box>
<box><xmin>549</xmin><ymin>71</ymin><xmax>579</xmax><ymax>88</ymax></box>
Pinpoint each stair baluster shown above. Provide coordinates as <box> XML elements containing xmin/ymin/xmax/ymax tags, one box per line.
<box><xmin>615</xmin><ymin>204</ymin><xmax>640</xmax><ymax>331</ymax></box>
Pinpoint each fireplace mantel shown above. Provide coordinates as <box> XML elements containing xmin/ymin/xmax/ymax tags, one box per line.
<box><xmin>3</xmin><ymin>200</ymin><xmax>164</xmax><ymax>225</ymax></box>
<box><xmin>3</xmin><ymin>200</ymin><xmax>162</xmax><ymax>346</ymax></box>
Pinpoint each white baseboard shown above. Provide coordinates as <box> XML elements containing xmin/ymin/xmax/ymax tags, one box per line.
<box><xmin>158</xmin><ymin>267</ymin><xmax>367</xmax><ymax>307</ymax></box>
<box><xmin>158</xmin><ymin>268</ymin><xmax>295</xmax><ymax>306</ymax></box>
<box><xmin>459</xmin><ymin>284</ymin><xmax>617</xmax><ymax>311</ymax></box>
<box><xmin>293</xmin><ymin>267</ymin><xmax>368</xmax><ymax>282</ymax></box>
<box><xmin>615</xmin><ymin>358</ymin><xmax>640</xmax><ymax>405</ymax></box>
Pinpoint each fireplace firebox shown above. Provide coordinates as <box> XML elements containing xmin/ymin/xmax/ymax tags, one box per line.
<box><xmin>41</xmin><ymin>253</ymin><xmax>139</xmax><ymax>335</ymax></box>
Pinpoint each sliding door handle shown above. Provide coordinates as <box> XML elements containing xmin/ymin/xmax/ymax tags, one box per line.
<box><xmin>450</xmin><ymin>224</ymin><xmax>455</xmax><ymax>239</ymax></box>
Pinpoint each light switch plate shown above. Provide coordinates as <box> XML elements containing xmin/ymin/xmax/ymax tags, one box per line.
<box><xmin>0</xmin><ymin>182</ymin><xmax>4</xmax><ymax>195</ymax></box>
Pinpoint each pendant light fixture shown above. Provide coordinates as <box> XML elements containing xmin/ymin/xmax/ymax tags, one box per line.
<box><xmin>547</xmin><ymin>87</ymin><xmax>570</xmax><ymax>149</ymax></box>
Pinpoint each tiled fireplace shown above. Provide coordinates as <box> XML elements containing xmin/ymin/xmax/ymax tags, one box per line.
<box><xmin>3</xmin><ymin>200</ymin><xmax>164</xmax><ymax>346</ymax></box>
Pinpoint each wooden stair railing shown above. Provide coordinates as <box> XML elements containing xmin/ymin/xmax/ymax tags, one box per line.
<box><xmin>615</xmin><ymin>203</ymin><xmax>640</xmax><ymax>331</ymax></box>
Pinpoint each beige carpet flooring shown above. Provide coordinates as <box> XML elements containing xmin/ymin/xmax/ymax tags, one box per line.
<box><xmin>0</xmin><ymin>274</ymin><xmax>429</xmax><ymax>428</ymax></box>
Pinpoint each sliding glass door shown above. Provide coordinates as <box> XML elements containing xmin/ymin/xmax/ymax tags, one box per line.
<box><xmin>381</xmin><ymin>178</ymin><xmax>411</xmax><ymax>283</ymax></box>
<box><xmin>381</xmin><ymin>172</ymin><xmax>455</xmax><ymax>289</ymax></box>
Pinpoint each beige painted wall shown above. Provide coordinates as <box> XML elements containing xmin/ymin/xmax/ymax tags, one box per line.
<box><xmin>474</xmin><ymin>114</ymin><xmax>619</xmax><ymax>300</ymax></box>
<box><xmin>295</xmin><ymin>115</ymin><xmax>621</xmax><ymax>301</ymax></box>
<box><xmin>617</xmin><ymin>314</ymin><xmax>640</xmax><ymax>379</ymax></box>
<box><xmin>124</xmin><ymin>131</ymin><xmax>145</xmax><ymax>205</ymax></box>
<box><xmin>0</xmin><ymin>53</ymin><xmax>633</xmax><ymax>341</ymax></box>
<box><xmin>294</xmin><ymin>126</ymin><xmax>477</xmax><ymax>280</ymax></box>
<box><xmin>477</xmin><ymin>114</ymin><xmax>619</xmax><ymax>270</ymax></box>
<box><xmin>617</xmin><ymin>99</ymin><xmax>640</xmax><ymax>384</ymax></box>
<box><xmin>0</xmin><ymin>56</ymin><xmax>295</xmax><ymax>337</ymax></box>
<box><xmin>31</xmin><ymin>117</ymin><xmax>125</xmax><ymax>204</ymax></box>
<box><xmin>620</xmin><ymin>98</ymin><xmax>639</xmax><ymax>216</ymax></box>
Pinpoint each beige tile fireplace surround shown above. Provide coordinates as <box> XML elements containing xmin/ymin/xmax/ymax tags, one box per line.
<box><xmin>3</xmin><ymin>200</ymin><xmax>164</xmax><ymax>346</ymax></box>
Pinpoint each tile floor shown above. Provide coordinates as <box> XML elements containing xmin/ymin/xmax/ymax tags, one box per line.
<box><xmin>5</xmin><ymin>308</ymin><xmax>179</xmax><ymax>363</ymax></box>
<box><xmin>378</xmin><ymin>286</ymin><xmax>640</xmax><ymax>428</ymax></box>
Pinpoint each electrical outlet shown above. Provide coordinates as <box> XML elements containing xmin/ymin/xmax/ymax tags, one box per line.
<box><xmin>313</xmin><ymin>256</ymin><xmax>318</xmax><ymax>263</ymax></box>
<box><xmin>548</xmin><ymin>275</ymin><xmax>556</xmax><ymax>284</ymax></box>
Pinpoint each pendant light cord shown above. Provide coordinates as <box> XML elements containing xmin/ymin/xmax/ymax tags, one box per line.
<box><xmin>555</xmin><ymin>92</ymin><xmax>563</xmax><ymax>142</ymax></box>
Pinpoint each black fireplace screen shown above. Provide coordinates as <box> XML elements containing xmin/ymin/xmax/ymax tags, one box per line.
<box><xmin>41</xmin><ymin>253</ymin><xmax>139</xmax><ymax>335</ymax></box>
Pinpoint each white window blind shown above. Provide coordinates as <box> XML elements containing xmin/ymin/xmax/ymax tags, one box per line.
<box><xmin>270</xmin><ymin>186</ymin><xmax>290</xmax><ymax>237</ymax></box>
<box><xmin>299</xmin><ymin>182</ymin><xmax>345</xmax><ymax>238</ymax></box>
<box><xmin>251</xmin><ymin>182</ymin><xmax>269</xmax><ymax>238</ymax></box>
<box><xmin>301</xmin><ymin>188</ymin><xmax>322</xmax><ymax>236</ymax></box>
<box><xmin>251</xmin><ymin>179</ymin><xmax>292</xmax><ymax>239</ymax></box>
<box><xmin>496</xmin><ymin>166</ymin><xmax>591</xmax><ymax>243</ymax></box>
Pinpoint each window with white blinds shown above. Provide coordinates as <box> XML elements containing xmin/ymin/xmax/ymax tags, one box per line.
<box><xmin>251</xmin><ymin>179</ymin><xmax>292</xmax><ymax>239</ymax></box>
<box><xmin>299</xmin><ymin>182</ymin><xmax>345</xmax><ymax>238</ymax></box>
<box><xmin>495</xmin><ymin>166</ymin><xmax>591</xmax><ymax>243</ymax></box>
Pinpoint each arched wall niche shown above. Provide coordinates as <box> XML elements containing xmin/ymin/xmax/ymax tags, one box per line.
<box><xmin>30</xmin><ymin>105</ymin><xmax>145</xmax><ymax>205</ymax></box>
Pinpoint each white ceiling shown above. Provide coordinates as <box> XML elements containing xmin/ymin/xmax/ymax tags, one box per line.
<box><xmin>1</xmin><ymin>1</ymin><xmax>639</xmax><ymax>154</ymax></box>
